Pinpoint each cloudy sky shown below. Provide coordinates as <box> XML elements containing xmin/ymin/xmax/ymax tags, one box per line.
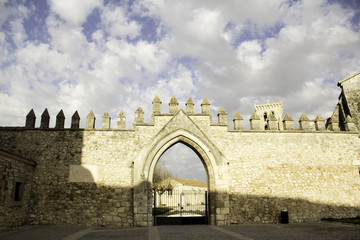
<box><xmin>1</xmin><ymin>0</ymin><xmax>359</xmax><ymax>181</ymax></box>
<box><xmin>157</xmin><ymin>142</ymin><xmax>207</xmax><ymax>182</ymax></box>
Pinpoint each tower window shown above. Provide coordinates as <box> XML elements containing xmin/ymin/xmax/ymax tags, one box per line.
<box><xmin>12</xmin><ymin>178</ymin><xmax>25</xmax><ymax>205</ymax></box>
<box><xmin>13</xmin><ymin>182</ymin><xmax>23</xmax><ymax>201</ymax></box>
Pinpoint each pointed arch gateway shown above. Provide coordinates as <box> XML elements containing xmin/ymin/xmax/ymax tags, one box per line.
<box><xmin>132</xmin><ymin>110</ymin><xmax>230</xmax><ymax>226</ymax></box>
<box><xmin>146</xmin><ymin>130</ymin><xmax>216</xmax><ymax>191</ymax></box>
<box><xmin>147</xmin><ymin>130</ymin><xmax>217</xmax><ymax>225</ymax></box>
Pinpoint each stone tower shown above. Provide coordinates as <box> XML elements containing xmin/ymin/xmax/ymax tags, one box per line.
<box><xmin>254</xmin><ymin>101</ymin><xmax>283</xmax><ymax>130</ymax></box>
<box><xmin>333</xmin><ymin>71</ymin><xmax>360</xmax><ymax>131</ymax></box>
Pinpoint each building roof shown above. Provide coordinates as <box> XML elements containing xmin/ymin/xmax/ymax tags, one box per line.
<box><xmin>168</xmin><ymin>177</ymin><xmax>207</xmax><ymax>188</ymax></box>
<box><xmin>338</xmin><ymin>71</ymin><xmax>360</xmax><ymax>86</ymax></box>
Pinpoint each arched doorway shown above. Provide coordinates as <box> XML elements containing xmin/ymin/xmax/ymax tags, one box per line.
<box><xmin>154</xmin><ymin>142</ymin><xmax>207</xmax><ymax>183</ymax></box>
<box><xmin>133</xmin><ymin>129</ymin><xmax>221</xmax><ymax>226</ymax></box>
<box><xmin>152</xmin><ymin>142</ymin><xmax>209</xmax><ymax>225</ymax></box>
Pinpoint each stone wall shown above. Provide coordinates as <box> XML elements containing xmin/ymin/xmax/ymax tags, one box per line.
<box><xmin>0</xmin><ymin>150</ymin><xmax>35</xmax><ymax>227</ymax></box>
<box><xmin>224</xmin><ymin>132</ymin><xmax>360</xmax><ymax>223</ymax></box>
<box><xmin>0</xmin><ymin>72</ymin><xmax>359</xmax><ymax>227</ymax></box>
<box><xmin>337</xmin><ymin>71</ymin><xmax>360</xmax><ymax>131</ymax></box>
<box><xmin>254</xmin><ymin>101</ymin><xmax>283</xmax><ymax>130</ymax></box>
<box><xmin>0</xmin><ymin>115</ymin><xmax>359</xmax><ymax>227</ymax></box>
<box><xmin>0</xmin><ymin>129</ymin><xmax>135</xmax><ymax>227</ymax></box>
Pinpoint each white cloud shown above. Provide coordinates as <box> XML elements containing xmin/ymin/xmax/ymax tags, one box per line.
<box><xmin>46</xmin><ymin>15</ymin><xmax>99</xmax><ymax>68</ymax></box>
<box><xmin>0</xmin><ymin>32</ymin><xmax>10</xmax><ymax>68</ymax></box>
<box><xmin>237</xmin><ymin>40</ymin><xmax>264</xmax><ymax>70</ymax></box>
<box><xmin>282</xmin><ymin>77</ymin><xmax>340</xmax><ymax>127</ymax></box>
<box><xmin>159</xmin><ymin>142</ymin><xmax>207</xmax><ymax>182</ymax></box>
<box><xmin>190</xmin><ymin>0</ymin><xmax>360</xmax><ymax>120</ymax></box>
<box><xmin>0</xmin><ymin>0</ymin><xmax>359</xmax><ymax>131</ymax></box>
<box><xmin>100</xmin><ymin>4</ymin><xmax>141</xmax><ymax>40</ymax></box>
<box><xmin>133</xmin><ymin>41</ymin><xmax>170</xmax><ymax>76</ymax></box>
<box><xmin>167</xmin><ymin>64</ymin><xmax>196</xmax><ymax>97</ymax></box>
<box><xmin>0</xmin><ymin>3</ymin><xmax>30</xmax><ymax>49</ymax></box>
<box><xmin>49</xmin><ymin>0</ymin><xmax>102</xmax><ymax>26</ymax></box>
<box><xmin>221</xmin><ymin>23</ymin><xmax>244</xmax><ymax>45</ymax></box>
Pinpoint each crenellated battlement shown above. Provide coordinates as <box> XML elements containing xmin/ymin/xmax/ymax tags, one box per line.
<box><xmin>19</xmin><ymin>95</ymin><xmax>358</xmax><ymax>133</ymax></box>
<box><xmin>1</xmin><ymin>72</ymin><xmax>360</xmax><ymax>228</ymax></box>
<box><xmin>8</xmin><ymin>73</ymin><xmax>359</xmax><ymax>133</ymax></box>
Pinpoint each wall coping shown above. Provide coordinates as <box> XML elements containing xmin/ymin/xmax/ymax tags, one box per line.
<box><xmin>0</xmin><ymin>149</ymin><xmax>36</xmax><ymax>167</ymax></box>
<box><xmin>0</xmin><ymin>127</ymin><xmax>357</xmax><ymax>135</ymax></box>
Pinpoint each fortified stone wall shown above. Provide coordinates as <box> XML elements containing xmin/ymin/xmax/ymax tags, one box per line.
<box><xmin>225</xmin><ymin>132</ymin><xmax>360</xmax><ymax>223</ymax></box>
<box><xmin>254</xmin><ymin>101</ymin><xmax>283</xmax><ymax>130</ymax></box>
<box><xmin>0</xmin><ymin>150</ymin><xmax>36</xmax><ymax>227</ymax></box>
<box><xmin>0</xmin><ymin>109</ymin><xmax>359</xmax><ymax>226</ymax></box>
<box><xmin>0</xmin><ymin>72</ymin><xmax>359</xmax><ymax>227</ymax></box>
<box><xmin>0</xmin><ymin>130</ymin><xmax>134</xmax><ymax>227</ymax></box>
<box><xmin>337</xmin><ymin>72</ymin><xmax>360</xmax><ymax>131</ymax></box>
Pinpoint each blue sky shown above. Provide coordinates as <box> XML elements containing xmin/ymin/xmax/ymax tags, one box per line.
<box><xmin>1</xmin><ymin>0</ymin><xmax>360</xmax><ymax>181</ymax></box>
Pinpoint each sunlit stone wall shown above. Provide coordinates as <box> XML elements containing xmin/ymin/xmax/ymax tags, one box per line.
<box><xmin>223</xmin><ymin>132</ymin><xmax>360</xmax><ymax>223</ymax></box>
<box><xmin>0</xmin><ymin>73</ymin><xmax>359</xmax><ymax>227</ymax></box>
<box><xmin>0</xmin><ymin>113</ymin><xmax>359</xmax><ymax>227</ymax></box>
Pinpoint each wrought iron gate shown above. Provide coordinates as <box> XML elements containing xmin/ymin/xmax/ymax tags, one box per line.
<box><xmin>153</xmin><ymin>189</ymin><xmax>208</xmax><ymax>225</ymax></box>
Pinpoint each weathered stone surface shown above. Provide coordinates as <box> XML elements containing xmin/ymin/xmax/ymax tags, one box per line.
<box><xmin>0</xmin><ymin>73</ymin><xmax>359</xmax><ymax>227</ymax></box>
<box><xmin>217</xmin><ymin>107</ymin><xmax>228</xmax><ymax>125</ymax></box>
<box><xmin>337</xmin><ymin>71</ymin><xmax>360</xmax><ymax>130</ymax></box>
<box><xmin>0</xmin><ymin>150</ymin><xmax>35</xmax><ymax>227</ymax></box>
<box><xmin>299</xmin><ymin>114</ymin><xmax>311</xmax><ymax>131</ymax></box>
<box><xmin>314</xmin><ymin>115</ymin><xmax>325</xmax><ymax>131</ymax></box>
<box><xmin>68</xmin><ymin>165</ymin><xmax>98</xmax><ymax>182</ymax></box>
<box><xmin>201</xmin><ymin>97</ymin><xmax>210</xmax><ymax>114</ymax></box>
<box><xmin>233</xmin><ymin>112</ymin><xmax>243</xmax><ymax>130</ymax></box>
<box><xmin>25</xmin><ymin>109</ymin><xmax>36</xmax><ymax>128</ymax></box>
<box><xmin>152</xmin><ymin>96</ymin><xmax>162</xmax><ymax>115</ymax></box>
<box><xmin>71</xmin><ymin>111</ymin><xmax>80</xmax><ymax>129</ymax></box>
<box><xmin>186</xmin><ymin>97</ymin><xmax>194</xmax><ymax>114</ymax></box>
<box><xmin>102</xmin><ymin>111</ymin><xmax>111</xmax><ymax>129</ymax></box>
<box><xmin>86</xmin><ymin>111</ymin><xmax>96</xmax><ymax>129</ymax></box>
<box><xmin>2</xmin><ymin>106</ymin><xmax>359</xmax><ymax>227</ymax></box>
<box><xmin>250</xmin><ymin>112</ymin><xmax>261</xmax><ymax>130</ymax></box>
<box><xmin>267</xmin><ymin>112</ymin><xmax>278</xmax><ymax>130</ymax></box>
<box><xmin>169</xmin><ymin>96</ymin><xmax>178</xmax><ymax>114</ymax></box>
<box><xmin>40</xmin><ymin>109</ymin><xmax>50</xmax><ymax>129</ymax></box>
<box><xmin>227</xmin><ymin>131</ymin><xmax>360</xmax><ymax>224</ymax></box>
<box><xmin>117</xmin><ymin>110</ymin><xmax>126</xmax><ymax>129</ymax></box>
<box><xmin>255</xmin><ymin>101</ymin><xmax>283</xmax><ymax>130</ymax></box>
<box><xmin>327</xmin><ymin>105</ymin><xmax>341</xmax><ymax>131</ymax></box>
<box><xmin>134</xmin><ymin>107</ymin><xmax>144</xmax><ymax>124</ymax></box>
<box><xmin>345</xmin><ymin>115</ymin><xmax>357</xmax><ymax>132</ymax></box>
<box><xmin>282</xmin><ymin>113</ymin><xmax>294</xmax><ymax>130</ymax></box>
<box><xmin>55</xmin><ymin>110</ymin><xmax>65</xmax><ymax>129</ymax></box>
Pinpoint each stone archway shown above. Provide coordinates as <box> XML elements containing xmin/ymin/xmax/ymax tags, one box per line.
<box><xmin>133</xmin><ymin>129</ymin><xmax>229</xmax><ymax>226</ymax></box>
<box><xmin>146</xmin><ymin>130</ymin><xmax>217</xmax><ymax>192</ymax></box>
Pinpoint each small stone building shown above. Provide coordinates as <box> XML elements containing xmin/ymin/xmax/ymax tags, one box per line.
<box><xmin>0</xmin><ymin>150</ymin><xmax>36</xmax><ymax>227</ymax></box>
<box><xmin>158</xmin><ymin>177</ymin><xmax>207</xmax><ymax>192</ymax></box>
<box><xmin>0</xmin><ymin>72</ymin><xmax>359</xmax><ymax>227</ymax></box>
<box><xmin>333</xmin><ymin>71</ymin><xmax>360</xmax><ymax>131</ymax></box>
<box><xmin>254</xmin><ymin>101</ymin><xmax>283</xmax><ymax>130</ymax></box>
<box><xmin>154</xmin><ymin>177</ymin><xmax>207</xmax><ymax>208</ymax></box>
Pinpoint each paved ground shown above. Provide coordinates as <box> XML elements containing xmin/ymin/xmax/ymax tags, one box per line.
<box><xmin>0</xmin><ymin>222</ymin><xmax>359</xmax><ymax>240</ymax></box>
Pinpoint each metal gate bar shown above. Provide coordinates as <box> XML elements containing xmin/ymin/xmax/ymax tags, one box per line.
<box><xmin>153</xmin><ymin>189</ymin><xmax>208</xmax><ymax>225</ymax></box>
